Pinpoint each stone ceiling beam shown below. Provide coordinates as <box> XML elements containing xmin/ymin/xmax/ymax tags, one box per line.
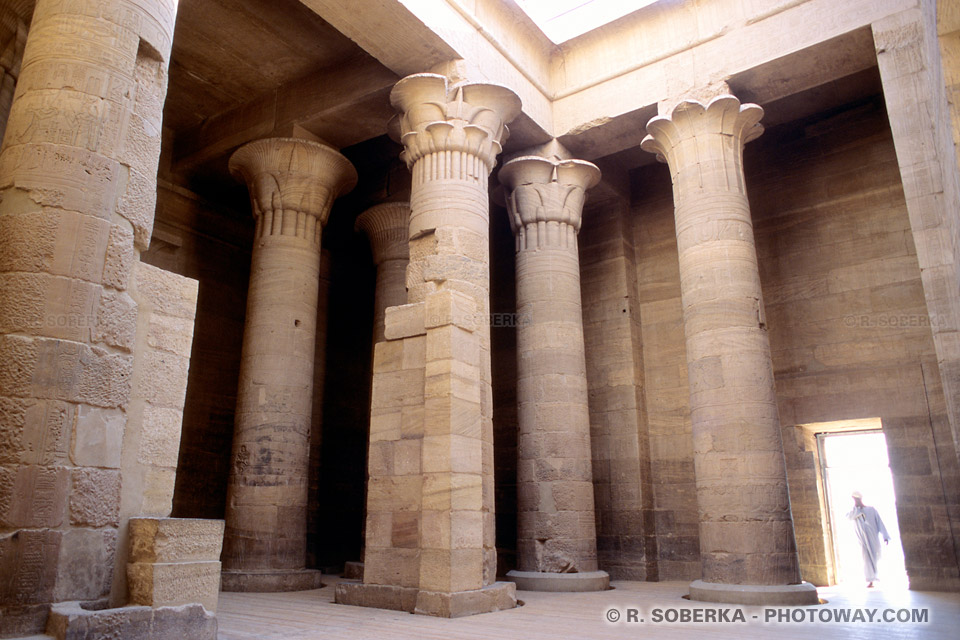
<box><xmin>298</xmin><ymin>0</ymin><xmax>554</xmax><ymax>147</ymax></box>
<box><xmin>551</xmin><ymin>0</ymin><xmax>915</xmax><ymax>150</ymax></box>
<box><xmin>171</xmin><ymin>56</ymin><xmax>398</xmax><ymax>171</ymax></box>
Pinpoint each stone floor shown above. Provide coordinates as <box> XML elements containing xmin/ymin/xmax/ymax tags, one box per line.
<box><xmin>217</xmin><ymin>575</ymin><xmax>960</xmax><ymax>639</ymax></box>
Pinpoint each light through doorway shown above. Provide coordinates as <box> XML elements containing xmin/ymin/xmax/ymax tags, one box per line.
<box><xmin>818</xmin><ymin>429</ymin><xmax>908</xmax><ymax>589</ymax></box>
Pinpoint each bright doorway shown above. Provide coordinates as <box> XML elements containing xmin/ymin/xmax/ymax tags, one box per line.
<box><xmin>818</xmin><ymin>429</ymin><xmax>908</xmax><ymax>588</ymax></box>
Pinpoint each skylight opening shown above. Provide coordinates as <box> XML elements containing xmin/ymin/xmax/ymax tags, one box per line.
<box><xmin>515</xmin><ymin>0</ymin><xmax>659</xmax><ymax>44</ymax></box>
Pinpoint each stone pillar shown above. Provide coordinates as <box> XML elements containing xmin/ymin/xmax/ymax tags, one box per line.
<box><xmin>355</xmin><ymin>202</ymin><xmax>411</xmax><ymax>344</ymax></box>
<box><xmin>222</xmin><ymin>138</ymin><xmax>356</xmax><ymax>592</ymax></box>
<box><xmin>641</xmin><ymin>95</ymin><xmax>818</xmax><ymax>605</ymax></box>
<box><xmin>498</xmin><ymin>156</ymin><xmax>609</xmax><ymax>592</ymax></box>
<box><xmin>0</xmin><ymin>0</ymin><xmax>178</xmax><ymax>634</ymax></box>
<box><xmin>335</xmin><ymin>73</ymin><xmax>520</xmax><ymax>617</ymax></box>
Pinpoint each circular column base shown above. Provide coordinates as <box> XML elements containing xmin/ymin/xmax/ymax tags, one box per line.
<box><xmin>688</xmin><ymin>580</ymin><xmax>819</xmax><ymax>605</ymax></box>
<box><xmin>505</xmin><ymin>570</ymin><xmax>610</xmax><ymax>592</ymax></box>
<box><xmin>221</xmin><ymin>568</ymin><xmax>324</xmax><ymax>592</ymax></box>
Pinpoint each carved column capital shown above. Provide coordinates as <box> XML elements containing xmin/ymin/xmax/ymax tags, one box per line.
<box><xmin>229</xmin><ymin>137</ymin><xmax>357</xmax><ymax>243</ymax></box>
<box><xmin>354</xmin><ymin>201</ymin><xmax>410</xmax><ymax>265</ymax></box>
<box><xmin>641</xmin><ymin>95</ymin><xmax>763</xmax><ymax>185</ymax></box>
<box><xmin>499</xmin><ymin>155</ymin><xmax>600</xmax><ymax>251</ymax></box>
<box><xmin>389</xmin><ymin>73</ymin><xmax>521</xmax><ymax>179</ymax></box>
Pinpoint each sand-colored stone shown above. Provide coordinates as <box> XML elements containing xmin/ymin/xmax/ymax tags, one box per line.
<box><xmin>642</xmin><ymin>95</ymin><xmax>817</xmax><ymax>605</ymax></box>
<box><xmin>0</xmin><ymin>0</ymin><xmax>180</xmax><ymax>632</ymax></box>
<box><xmin>4</xmin><ymin>0</ymin><xmax>960</xmax><ymax>634</ymax></box>
<box><xmin>222</xmin><ymin>137</ymin><xmax>356</xmax><ymax>591</ymax></box>
<box><xmin>356</xmin><ymin>202</ymin><xmax>411</xmax><ymax>343</ymax></box>
<box><xmin>499</xmin><ymin>154</ymin><xmax>608</xmax><ymax>591</ymax></box>
<box><xmin>336</xmin><ymin>73</ymin><xmax>520</xmax><ymax>616</ymax></box>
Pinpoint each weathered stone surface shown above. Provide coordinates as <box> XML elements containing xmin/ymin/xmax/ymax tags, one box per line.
<box><xmin>54</xmin><ymin>528</ymin><xmax>117</xmax><ymax>601</ymax></box>
<box><xmin>349</xmin><ymin>73</ymin><xmax>520</xmax><ymax>615</ymax></box>
<box><xmin>46</xmin><ymin>601</ymin><xmax>216</xmax><ymax>640</ymax></box>
<box><xmin>128</xmin><ymin>518</ymin><xmax>225</xmax><ymax>564</ymax></box>
<box><xmin>500</xmin><ymin>154</ymin><xmax>606</xmax><ymax>587</ymax></box>
<box><xmin>127</xmin><ymin>562</ymin><xmax>222</xmax><ymax>613</ymax></box>
<box><xmin>222</xmin><ymin>138</ymin><xmax>355</xmax><ymax>587</ymax></box>
<box><xmin>71</xmin><ymin>405</ymin><xmax>124</xmax><ymax>469</ymax></box>
<box><xmin>69</xmin><ymin>468</ymin><xmax>121</xmax><ymax>527</ymax></box>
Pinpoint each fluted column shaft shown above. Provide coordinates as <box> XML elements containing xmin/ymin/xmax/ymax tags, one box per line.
<box><xmin>500</xmin><ymin>156</ymin><xmax>605</xmax><ymax>583</ymax></box>
<box><xmin>642</xmin><ymin>96</ymin><xmax>805</xmax><ymax>592</ymax></box>
<box><xmin>223</xmin><ymin>138</ymin><xmax>356</xmax><ymax>591</ymax></box>
<box><xmin>356</xmin><ymin>202</ymin><xmax>411</xmax><ymax>343</ymax></box>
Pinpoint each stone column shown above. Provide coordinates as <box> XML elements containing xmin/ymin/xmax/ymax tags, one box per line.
<box><xmin>355</xmin><ymin>202</ymin><xmax>411</xmax><ymax>343</ymax></box>
<box><xmin>641</xmin><ymin>95</ymin><xmax>817</xmax><ymax>605</ymax></box>
<box><xmin>336</xmin><ymin>73</ymin><xmax>520</xmax><ymax>617</ymax></box>
<box><xmin>344</xmin><ymin>202</ymin><xmax>410</xmax><ymax>581</ymax></box>
<box><xmin>498</xmin><ymin>156</ymin><xmax>608</xmax><ymax>592</ymax></box>
<box><xmin>222</xmin><ymin>137</ymin><xmax>356</xmax><ymax>592</ymax></box>
<box><xmin>397</xmin><ymin>75</ymin><xmax>516</xmax><ymax>609</ymax></box>
<box><xmin>0</xmin><ymin>0</ymin><xmax>178</xmax><ymax>634</ymax></box>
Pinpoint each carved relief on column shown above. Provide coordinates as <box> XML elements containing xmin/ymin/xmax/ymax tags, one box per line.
<box><xmin>642</xmin><ymin>96</ymin><xmax>817</xmax><ymax>605</ymax></box>
<box><xmin>222</xmin><ymin>137</ymin><xmax>356</xmax><ymax>592</ymax></box>
<box><xmin>355</xmin><ymin>202</ymin><xmax>410</xmax><ymax>344</ymax></box>
<box><xmin>499</xmin><ymin>155</ymin><xmax>609</xmax><ymax>592</ymax></box>
<box><xmin>0</xmin><ymin>0</ymin><xmax>180</xmax><ymax>633</ymax></box>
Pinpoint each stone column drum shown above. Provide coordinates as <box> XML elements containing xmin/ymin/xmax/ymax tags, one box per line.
<box><xmin>355</xmin><ymin>202</ymin><xmax>411</xmax><ymax>343</ymax></box>
<box><xmin>641</xmin><ymin>96</ymin><xmax>817</xmax><ymax>605</ymax></box>
<box><xmin>499</xmin><ymin>156</ymin><xmax>609</xmax><ymax>592</ymax></box>
<box><xmin>222</xmin><ymin>138</ymin><xmax>356</xmax><ymax>592</ymax></box>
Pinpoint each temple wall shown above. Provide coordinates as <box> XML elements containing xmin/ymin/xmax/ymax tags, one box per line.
<box><xmin>632</xmin><ymin>162</ymin><xmax>701</xmax><ymax>582</ymax></box>
<box><xmin>579</xmin><ymin>196</ymin><xmax>656</xmax><ymax>581</ymax></box>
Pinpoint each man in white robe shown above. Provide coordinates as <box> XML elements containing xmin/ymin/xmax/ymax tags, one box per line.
<box><xmin>846</xmin><ymin>490</ymin><xmax>891</xmax><ymax>587</ymax></box>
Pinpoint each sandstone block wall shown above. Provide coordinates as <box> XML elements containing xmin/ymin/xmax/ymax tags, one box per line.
<box><xmin>579</xmin><ymin>197</ymin><xmax>656</xmax><ymax>580</ymax></box>
<box><xmin>363</xmin><ymin>302</ymin><xmax>427</xmax><ymax>594</ymax></box>
<box><xmin>114</xmin><ymin>261</ymin><xmax>198</xmax><ymax>601</ymax></box>
<box><xmin>127</xmin><ymin>517</ymin><xmax>224</xmax><ymax>613</ymax></box>
<box><xmin>632</xmin><ymin>169</ymin><xmax>701</xmax><ymax>581</ymax></box>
